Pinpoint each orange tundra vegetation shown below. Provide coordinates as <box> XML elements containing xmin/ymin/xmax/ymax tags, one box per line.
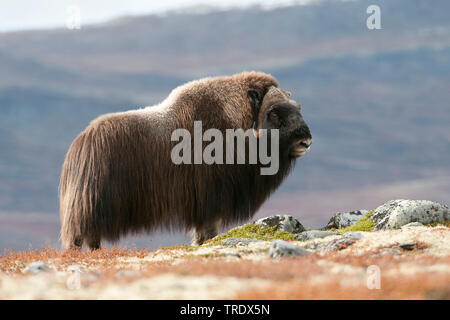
<box><xmin>0</xmin><ymin>248</ymin><xmax>149</xmax><ymax>273</ymax></box>
<box><xmin>1</xmin><ymin>247</ymin><xmax>449</xmax><ymax>299</ymax></box>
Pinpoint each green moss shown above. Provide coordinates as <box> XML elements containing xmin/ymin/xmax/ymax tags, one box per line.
<box><xmin>333</xmin><ymin>210</ymin><xmax>375</xmax><ymax>234</ymax></box>
<box><xmin>160</xmin><ymin>244</ymin><xmax>196</xmax><ymax>251</ymax></box>
<box><xmin>185</xmin><ymin>253</ymin><xmax>228</xmax><ymax>259</ymax></box>
<box><xmin>204</xmin><ymin>223</ymin><xmax>296</xmax><ymax>246</ymax></box>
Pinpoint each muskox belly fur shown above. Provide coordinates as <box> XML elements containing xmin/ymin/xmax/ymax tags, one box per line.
<box><xmin>59</xmin><ymin>72</ymin><xmax>312</xmax><ymax>249</ymax></box>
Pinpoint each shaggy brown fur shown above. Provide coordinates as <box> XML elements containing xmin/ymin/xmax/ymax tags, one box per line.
<box><xmin>59</xmin><ymin>72</ymin><xmax>311</xmax><ymax>249</ymax></box>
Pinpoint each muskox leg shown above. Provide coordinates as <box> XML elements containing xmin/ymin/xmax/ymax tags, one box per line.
<box><xmin>86</xmin><ymin>235</ymin><xmax>101</xmax><ymax>251</ymax></box>
<box><xmin>191</xmin><ymin>219</ymin><xmax>221</xmax><ymax>246</ymax></box>
<box><xmin>62</xmin><ymin>235</ymin><xmax>83</xmax><ymax>250</ymax></box>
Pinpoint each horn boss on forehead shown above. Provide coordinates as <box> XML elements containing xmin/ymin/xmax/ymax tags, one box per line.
<box><xmin>254</xmin><ymin>86</ymin><xmax>293</xmax><ymax>136</ymax></box>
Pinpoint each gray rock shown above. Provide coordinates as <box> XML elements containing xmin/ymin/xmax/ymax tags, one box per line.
<box><xmin>388</xmin><ymin>248</ymin><xmax>402</xmax><ymax>255</ymax></box>
<box><xmin>401</xmin><ymin>222</ymin><xmax>424</xmax><ymax>229</ymax></box>
<box><xmin>372</xmin><ymin>199</ymin><xmax>449</xmax><ymax>230</ymax></box>
<box><xmin>324</xmin><ymin>210</ymin><xmax>369</xmax><ymax>229</ymax></box>
<box><xmin>304</xmin><ymin>243</ymin><xmax>319</xmax><ymax>250</ymax></box>
<box><xmin>254</xmin><ymin>215</ymin><xmax>305</xmax><ymax>234</ymax></box>
<box><xmin>325</xmin><ymin>233</ymin><xmax>362</xmax><ymax>252</ymax></box>
<box><xmin>222</xmin><ymin>238</ymin><xmax>262</xmax><ymax>246</ymax></box>
<box><xmin>344</xmin><ymin>232</ymin><xmax>364</xmax><ymax>240</ymax></box>
<box><xmin>268</xmin><ymin>240</ymin><xmax>310</xmax><ymax>258</ymax></box>
<box><xmin>297</xmin><ymin>230</ymin><xmax>337</xmax><ymax>241</ymax></box>
<box><xmin>398</xmin><ymin>242</ymin><xmax>420</xmax><ymax>251</ymax></box>
<box><xmin>67</xmin><ymin>265</ymin><xmax>83</xmax><ymax>273</ymax></box>
<box><xmin>23</xmin><ymin>261</ymin><xmax>51</xmax><ymax>274</ymax></box>
<box><xmin>114</xmin><ymin>270</ymin><xmax>140</xmax><ymax>279</ymax></box>
<box><xmin>377</xmin><ymin>248</ymin><xmax>402</xmax><ymax>256</ymax></box>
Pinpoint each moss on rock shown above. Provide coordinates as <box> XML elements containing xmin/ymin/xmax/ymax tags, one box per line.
<box><xmin>160</xmin><ymin>244</ymin><xmax>196</xmax><ymax>251</ymax></box>
<box><xmin>205</xmin><ymin>223</ymin><xmax>296</xmax><ymax>246</ymax></box>
<box><xmin>333</xmin><ymin>210</ymin><xmax>375</xmax><ymax>234</ymax></box>
<box><xmin>426</xmin><ymin>221</ymin><xmax>450</xmax><ymax>228</ymax></box>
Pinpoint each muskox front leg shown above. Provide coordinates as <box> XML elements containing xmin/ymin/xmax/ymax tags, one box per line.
<box><xmin>191</xmin><ymin>220</ymin><xmax>221</xmax><ymax>246</ymax></box>
<box><xmin>67</xmin><ymin>236</ymin><xmax>83</xmax><ymax>250</ymax></box>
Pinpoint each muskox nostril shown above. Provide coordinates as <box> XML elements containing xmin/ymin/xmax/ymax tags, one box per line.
<box><xmin>299</xmin><ymin>138</ymin><xmax>312</xmax><ymax>149</ymax></box>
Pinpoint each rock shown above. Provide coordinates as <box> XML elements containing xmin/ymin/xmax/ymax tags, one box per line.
<box><xmin>325</xmin><ymin>233</ymin><xmax>362</xmax><ymax>252</ymax></box>
<box><xmin>222</xmin><ymin>238</ymin><xmax>262</xmax><ymax>246</ymax></box>
<box><xmin>344</xmin><ymin>232</ymin><xmax>364</xmax><ymax>240</ymax></box>
<box><xmin>377</xmin><ymin>247</ymin><xmax>402</xmax><ymax>256</ymax></box>
<box><xmin>297</xmin><ymin>230</ymin><xmax>337</xmax><ymax>241</ymax></box>
<box><xmin>23</xmin><ymin>261</ymin><xmax>51</xmax><ymax>274</ymax></box>
<box><xmin>401</xmin><ymin>222</ymin><xmax>424</xmax><ymax>229</ymax></box>
<box><xmin>304</xmin><ymin>243</ymin><xmax>320</xmax><ymax>250</ymax></box>
<box><xmin>398</xmin><ymin>242</ymin><xmax>419</xmax><ymax>251</ymax></box>
<box><xmin>268</xmin><ymin>240</ymin><xmax>310</xmax><ymax>258</ymax></box>
<box><xmin>372</xmin><ymin>199</ymin><xmax>449</xmax><ymax>230</ymax></box>
<box><xmin>387</xmin><ymin>248</ymin><xmax>402</xmax><ymax>255</ymax></box>
<box><xmin>114</xmin><ymin>270</ymin><xmax>140</xmax><ymax>279</ymax></box>
<box><xmin>254</xmin><ymin>215</ymin><xmax>305</xmax><ymax>234</ymax></box>
<box><xmin>324</xmin><ymin>210</ymin><xmax>369</xmax><ymax>229</ymax></box>
<box><xmin>67</xmin><ymin>265</ymin><xmax>83</xmax><ymax>273</ymax></box>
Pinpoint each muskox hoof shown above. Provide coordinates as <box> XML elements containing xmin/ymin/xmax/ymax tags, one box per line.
<box><xmin>192</xmin><ymin>221</ymin><xmax>221</xmax><ymax>246</ymax></box>
<box><xmin>191</xmin><ymin>233</ymin><xmax>212</xmax><ymax>246</ymax></box>
<box><xmin>63</xmin><ymin>236</ymin><xmax>83</xmax><ymax>251</ymax></box>
<box><xmin>191</xmin><ymin>239</ymin><xmax>203</xmax><ymax>246</ymax></box>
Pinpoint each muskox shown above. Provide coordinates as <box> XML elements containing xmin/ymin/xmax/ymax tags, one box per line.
<box><xmin>59</xmin><ymin>72</ymin><xmax>312</xmax><ymax>249</ymax></box>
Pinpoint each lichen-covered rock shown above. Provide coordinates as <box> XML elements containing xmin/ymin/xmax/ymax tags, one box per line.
<box><xmin>401</xmin><ymin>222</ymin><xmax>424</xmax><ymax>229</ymax></box>
<box><xmin>344</xmin><ymin>232</ymin><xmax>364</xmax><ymax>240</ymax></box>
<box><xmin>324</xmin><ymin>210</ymin><xmax>369</xmax><ymax>229</ymax></box>
<box><xmin>297</xmin><ymin>230</ymin><xmax>337</xmax><ymax>241</ymax></box>
<box><xmin>372</xmin><ymin>199</ymin><xmax>449</xmax><ymax>230</ymax></box>
<box><xmin>222</xmin><ymin>238</ymin><xmax>263</xmax><ymax>246</ymax></box>
<box><xmin>254</xmin><ymin>215</ymin><xmax>305</xmax><ymax>234</ymax></box>
<box><xmin>268</xmin><ymin>240</ymin><xmax>310</xmax><ymax>258</ymax></box>
<box><xmin>325</xmin><ymin>232</ymin><xmax>363</xmax><ymax>252</ymax></box>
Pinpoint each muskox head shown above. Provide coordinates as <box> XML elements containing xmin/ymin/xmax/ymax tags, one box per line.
<box><xmin>249</xmin><ymin>86</ymin><xmax>312</xmax><ymax>159</ymax></box>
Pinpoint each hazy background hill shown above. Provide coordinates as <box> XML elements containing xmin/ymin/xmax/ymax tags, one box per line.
<box><xmin>1</xmin><ymin>0</ymin><xmax>449</xmax><ymax>250</ymax></box>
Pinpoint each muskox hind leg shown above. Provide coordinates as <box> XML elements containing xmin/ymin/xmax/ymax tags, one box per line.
<box><xmin>191</xmin><ymin>220</ymin><xmax>221</xmax><ymax>246</ymax></box>
<box><xmin>86</xmin><ymin>235</ymin><xmax>101</xmax><ymax>251</ymax></box>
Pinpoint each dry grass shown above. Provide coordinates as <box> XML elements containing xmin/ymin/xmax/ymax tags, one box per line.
<box><xmin>0</xmin><ymin>247</ymin><xmax>149</xmax><ymax>273</ymax></box>
<box><xmin>1</xmin><ymin>246</ymin><xmax>449</xmax><ymax>299</ymax></box>
<box><xmin>237</xmin><ymin>273</ymin><xmax>450</xmax><ymax>299</ymax></box>
<box><xmin>86</xmin><ymin>253</ymin><xmax>450</xmax><ymax>299</ymax></box>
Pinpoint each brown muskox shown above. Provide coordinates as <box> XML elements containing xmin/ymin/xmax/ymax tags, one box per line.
<box><xmin>59</xmin><ymin>72</ymin><xmax>312</xmax><ymax>249</ymax></box>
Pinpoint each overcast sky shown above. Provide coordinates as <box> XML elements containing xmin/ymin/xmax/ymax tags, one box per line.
<box><xmin>0</xmin><ymin>0</ymin><xmax>321</xmax><ymax>32</ymax></box>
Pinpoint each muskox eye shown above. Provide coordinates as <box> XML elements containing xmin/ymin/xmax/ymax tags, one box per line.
<box><xmin>269</xmin><ymin>111</ymin><xmax>281</xmax><ymax>127</ymax></box>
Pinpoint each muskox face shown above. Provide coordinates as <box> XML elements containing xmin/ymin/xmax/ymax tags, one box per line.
<box><xmin>250</xmin><ymin>86</ymin><xmax>312</xmax><ymax>159</ymax></box>
<box><xmin>261</xmin><ymin>99</ymin><xmax>312</xmax><ymax>158</ymax></box>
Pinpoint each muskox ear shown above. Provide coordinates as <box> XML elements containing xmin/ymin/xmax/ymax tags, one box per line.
<box><xmin>248</xmin><ymin>89</ymin><xmax>262</xmax><ymax>129</ymax></box>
